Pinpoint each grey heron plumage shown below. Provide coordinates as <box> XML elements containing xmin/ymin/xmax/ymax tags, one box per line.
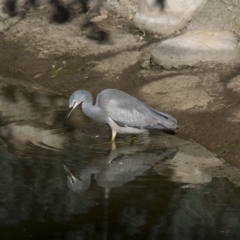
<box><xmin>63</xmin><ymin>89</ymin><xmax>178</xmax><ymax>141</ymax></box>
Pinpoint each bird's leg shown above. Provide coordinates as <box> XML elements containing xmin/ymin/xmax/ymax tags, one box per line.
<box><xmin>111</xmin><ymin>130</ymin><xmax>117</xmax><ymax>142</ymax></box>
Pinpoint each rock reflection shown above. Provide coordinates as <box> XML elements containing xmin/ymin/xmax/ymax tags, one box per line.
<box><xmin>0</xmin><ymin>75</ymin><xmax>68</xmax><ymax>157</ymax></box>
<box><xmin>0</xmin><ymin>75</ymin><xmax>110</xmax><ymax>158</ymax></box>
<box><xmin>152</xmin><ymin>135</ymin><xmax>240</xmax><ymax>187</ymax></box>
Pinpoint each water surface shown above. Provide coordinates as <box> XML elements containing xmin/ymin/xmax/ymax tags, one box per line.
<box><xmin>1</xmin><ymin>76</ymin><xmax>240</xmax><ymax>240</ymax></box>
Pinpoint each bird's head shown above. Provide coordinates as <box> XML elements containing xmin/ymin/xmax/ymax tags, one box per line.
<box><xmin>63</xmin><ymin>90</ymin><xmax>90</xmax><ymax>126</ymax></box>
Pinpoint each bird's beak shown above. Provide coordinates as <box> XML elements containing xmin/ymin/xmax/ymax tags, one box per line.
<box><xmin>63</xmin><ymin>107</ymin><xmax>74</xmax><ymax>126</ymax></box>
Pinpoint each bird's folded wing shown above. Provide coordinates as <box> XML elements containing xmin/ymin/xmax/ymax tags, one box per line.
<box><xmin>98</xmin><ymin>90</ymin><xmax>177</xmax><ymax>129</ymax></box>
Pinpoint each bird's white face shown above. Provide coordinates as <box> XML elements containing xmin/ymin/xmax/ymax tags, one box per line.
<box><xmin>69</xmin><ymin>91</ymin><xmax>86</xmax><ymax>109</ymax></box>
<box><xmin>69</xmin><ymin>99</ymin><xmax>77</xmax><ymax>110</ymax></box>
<box><xmin>63</xmin><ymin>90</ymin><xmax>91</xmax><ymax>126</ymax></box>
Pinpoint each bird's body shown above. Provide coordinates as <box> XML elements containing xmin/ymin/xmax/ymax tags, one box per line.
<box><xmin>63</xmin><ymin>89</ymin><xmax>178</xmax><ymax>141</ymax></box>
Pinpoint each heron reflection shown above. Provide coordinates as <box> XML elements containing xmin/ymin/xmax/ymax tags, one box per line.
<box><xmin>63</xmin><ymin>145</ymin><xmax>176</xmax><ymax>193</ymax></box>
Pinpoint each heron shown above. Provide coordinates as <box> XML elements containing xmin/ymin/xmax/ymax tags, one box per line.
<box><xmin>63</xmin><ymin>89</ymin><xmax>178</xmax><ymax>141</ymax></box>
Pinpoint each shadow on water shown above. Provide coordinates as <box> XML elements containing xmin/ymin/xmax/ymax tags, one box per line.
<box><xmin>1</xmin><ymin>75</ymin><xmax>240</xmax><ymax>239</ymax></box>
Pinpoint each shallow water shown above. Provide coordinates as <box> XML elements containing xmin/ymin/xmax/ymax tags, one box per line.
<box><xmin>1</xmin><ymin>76</ymin><xmax>240</xmax><ymax>239</ymax></box>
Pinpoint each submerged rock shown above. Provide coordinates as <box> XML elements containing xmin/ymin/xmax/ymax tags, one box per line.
<box><xmin>151</xmin><ymin>30</ymin><xmax>240</xmax><ymax>69</ymax></box>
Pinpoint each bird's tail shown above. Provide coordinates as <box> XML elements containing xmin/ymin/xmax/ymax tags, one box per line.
<box><xmin>149</xmin><ymin>107</ymin><xmax>178</xmax><ymax>130</ymax></box>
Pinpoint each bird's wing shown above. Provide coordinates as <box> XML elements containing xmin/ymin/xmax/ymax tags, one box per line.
<box><xmin>97</xmin><ymin>89</ymin><xmax>178</xmax><ymax>130</ymax></box>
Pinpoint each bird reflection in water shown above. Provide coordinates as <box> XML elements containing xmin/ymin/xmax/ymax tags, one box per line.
<box><xmin>62</xmin><ymin>144</ymin><xmax>176</xmax><ymax>238</ymax></box>
<box><xmin>62</xmin><ymin>145</ymin><xmax>176</xmax><ymax>193</ymax></box>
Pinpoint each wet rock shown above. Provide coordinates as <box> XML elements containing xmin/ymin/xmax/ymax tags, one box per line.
<box><xmin>133</xmin><ymin>0</ymin><xmax>205</xmax><ymax>35</ymax></box>
<box><xmin>140</xmin><ymin>75</ymin><xmax>213</xmax><ymax>110</ymax></box>
<box><xmin>151</xmin><ymin>30</ymin><xmax>240</xmax><ymax>69</ymax></box>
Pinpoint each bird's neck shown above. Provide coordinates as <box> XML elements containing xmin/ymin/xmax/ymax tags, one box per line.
<box><xmin>82</xmin><ymin>100</ymin><xmax>107</xmax><ymax>123</ymax></box>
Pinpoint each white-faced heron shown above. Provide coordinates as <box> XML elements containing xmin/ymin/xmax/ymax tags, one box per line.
<box><xmin>63</xmin><ymin>89</ymin><xmax>178</xmax><ymax>141</ymax></box>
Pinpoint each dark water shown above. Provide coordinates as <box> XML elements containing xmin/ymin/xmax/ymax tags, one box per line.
<box><xmin>1</xmin><ymin>77</ymin><xmax>240</xmax><ymax>240</ymax></box>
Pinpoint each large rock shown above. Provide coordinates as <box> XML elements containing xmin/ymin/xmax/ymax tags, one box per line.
<box><xmin>151</xmin><ymin>30</ymin><xmax>240</xmax><ymax>69</ymax></box>
<box><xmin>187</xmin><ymin>0</ymin><xmax>240</xmax><ymax>36</ymax></box>
<box><xmin>140</xmin><ymin>75</ymin><xmax>213</xmax><ymax>110</ymax></box>
<box><xmin>133</xmin><ymin>0</ymin><xmax>206</xmax><ymax>35</ymax></box>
